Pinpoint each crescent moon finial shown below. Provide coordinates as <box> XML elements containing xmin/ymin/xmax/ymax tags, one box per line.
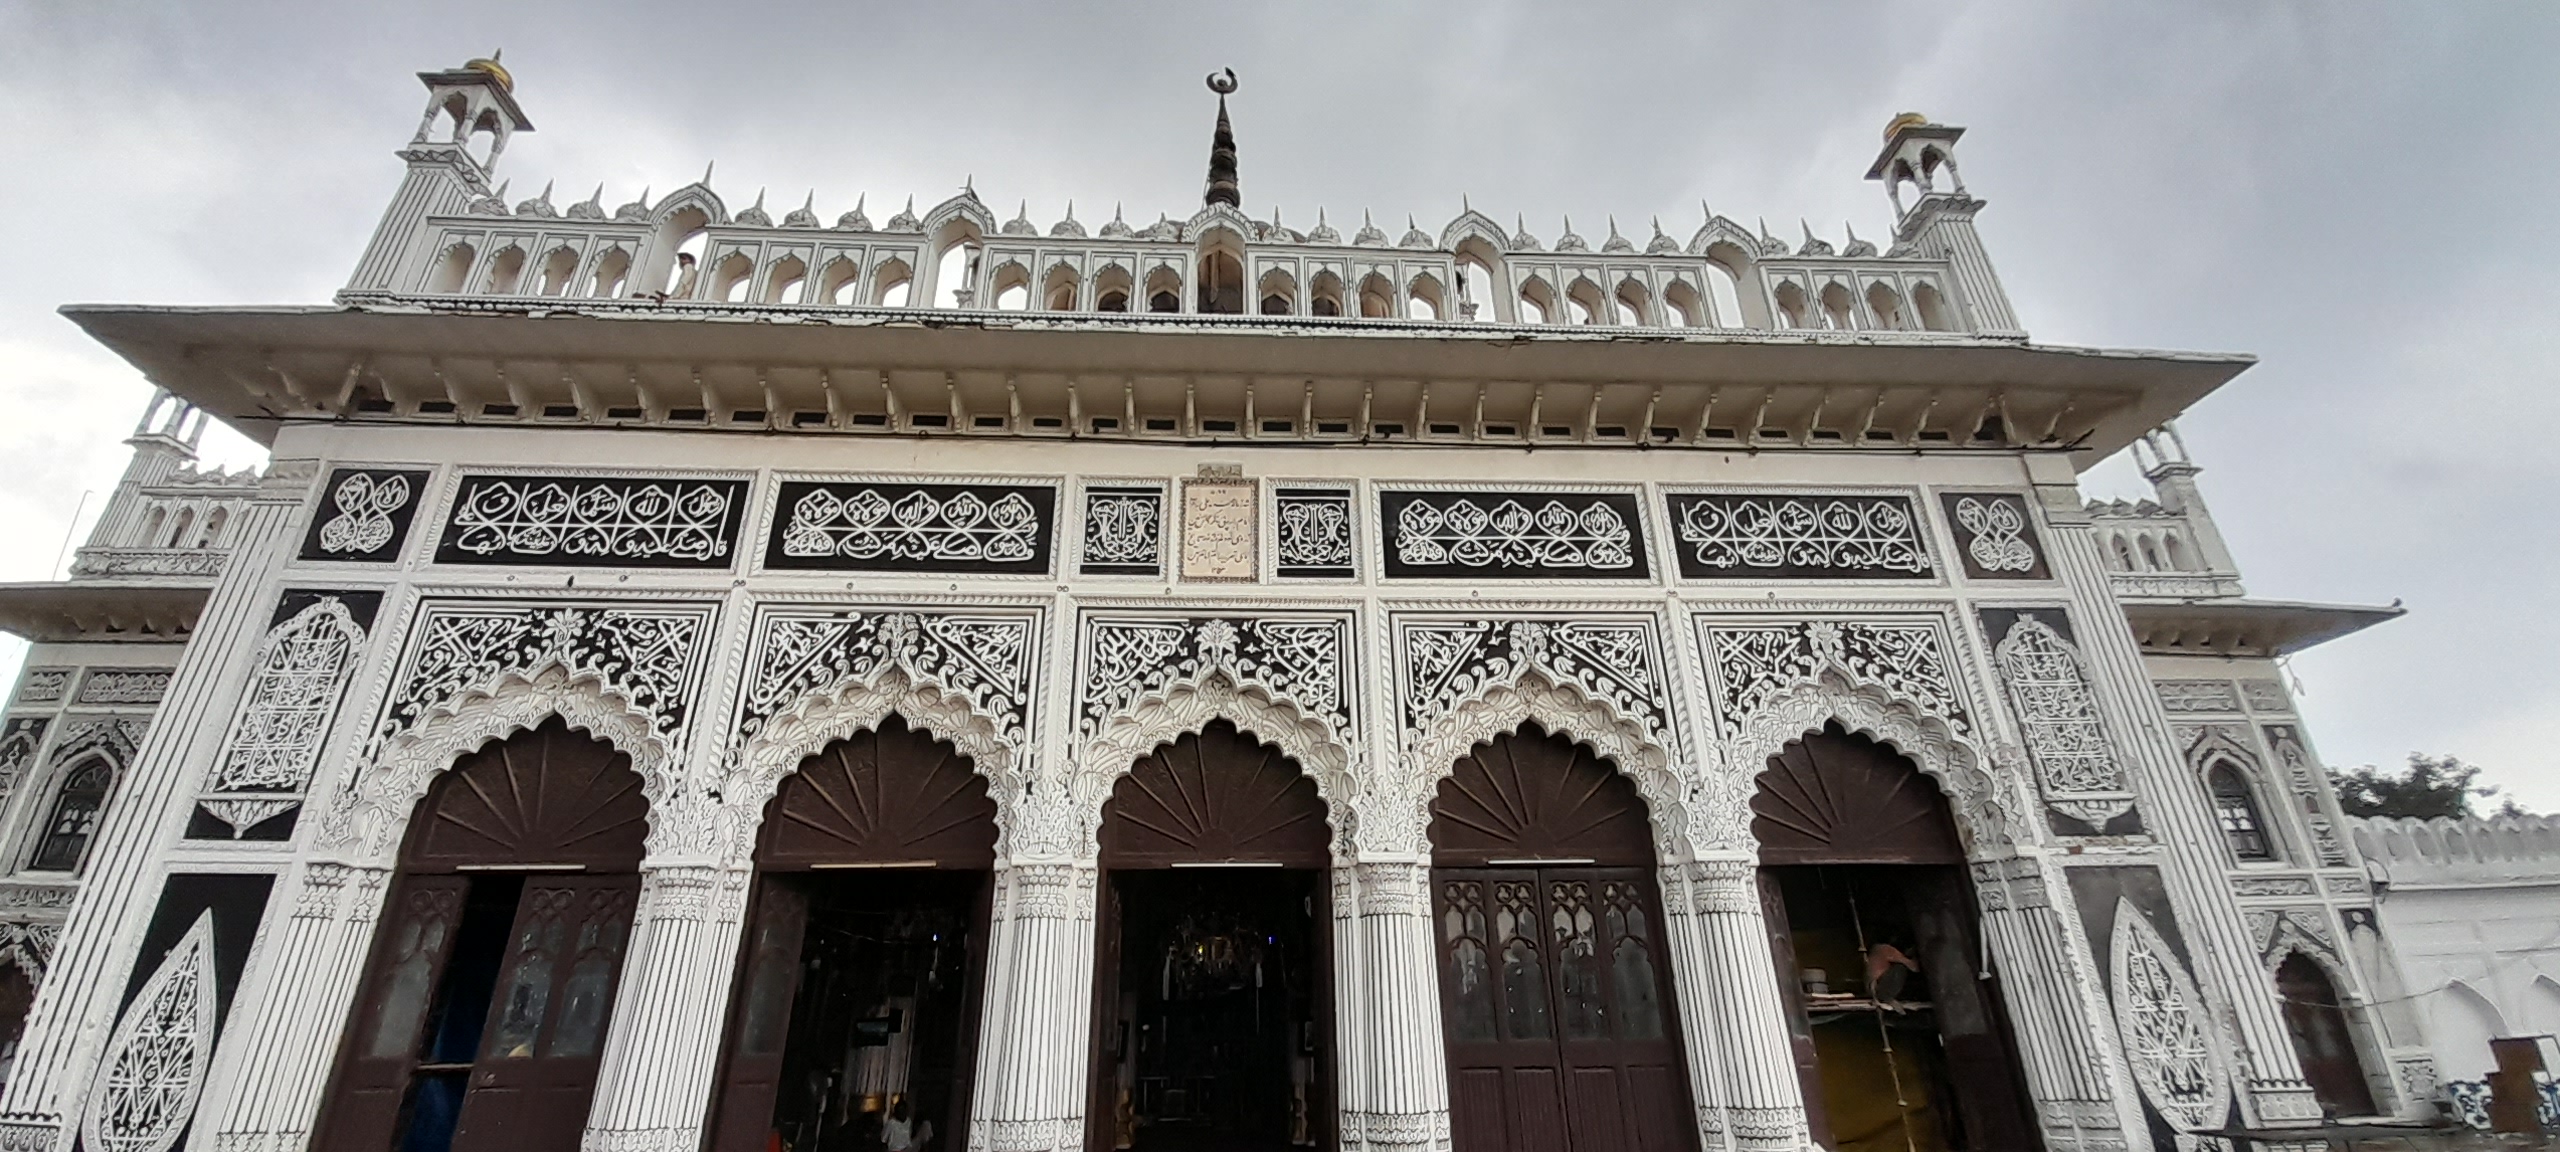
<box><xmin>1207</xmin><ymin>68</ymin><xmax>1238</xmax><ymax>95</ymax></box>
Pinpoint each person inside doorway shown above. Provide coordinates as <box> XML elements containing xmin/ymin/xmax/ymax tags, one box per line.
<box><xmin>882</xmin><ymin>1097</ymin><xmax>933</xmax><ymax>1152</ymax></box>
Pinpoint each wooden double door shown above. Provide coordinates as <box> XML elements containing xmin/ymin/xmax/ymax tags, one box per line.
<box><xmin>1430</xmin><ymin>725</ymin><xmax>1696</xmax><ymax>1152</ymax></box>
<box><xmin>319</xmin><ymin>720</ymin><xmax>648</xmax><ymax>1152</ymax></box>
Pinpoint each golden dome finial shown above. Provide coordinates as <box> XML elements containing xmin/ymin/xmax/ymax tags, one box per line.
<box><xmin>1884</xmin><ymin>111</ymin><xmax>1929</xmax><ymax>143</ymax></box>
<box><xmin>464</xmin><ymin>49</ymin><xmax>513</xmax><ymax>93</ymax></box>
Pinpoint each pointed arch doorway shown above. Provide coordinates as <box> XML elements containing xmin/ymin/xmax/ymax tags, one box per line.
<box><xmin>1088</xmin><ymin>720</ymin><xmax>1334</xmax><ymax>1152</ymax></box>
<box><xmin>705</xmin><ymin>715</ymin><xmax>998</xmax><ymax>1152</ymax></box>
<box><xmin>1428</xmin><ymin>723</ymin><xmax>1696</xmax><ymax>1152</ymax></box>
<box><xmin>1754</xmin><ymin>725</ymin><xmax>2037</xmax><ymax>1151</ymax></box>
<box><xmin>316</xmin><ymin>718</ymin><xmax>649</xmax><ymax>1152</ymax></box>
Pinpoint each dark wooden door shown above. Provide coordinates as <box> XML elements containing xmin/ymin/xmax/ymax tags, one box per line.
<box><xmin>704</xmin><ymin>881</ymin><xmax>810</xmax><ymax>1152</ymax></box>
<box><xmin>2276</xmin><ymin>954</ymin><xmax>2376</xmax><ymax>1117</ymax></box>
<box><xmin>1430</xmin><ymin>725</ymin><xmax>1694</xmax><ymax>1152</ymax></box>
<box><xmin>315</xmin><ymin>720</ymin><xmax>648</xmax><ymax>1152</ymax></box>
<box><xmin>449</xmin><ymin>873</ymin><xmax>641</xmax><ymax>1151</ymax></box>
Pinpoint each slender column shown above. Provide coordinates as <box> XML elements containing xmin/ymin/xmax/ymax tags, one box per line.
<box><xmin>0</xmin><ymin>470</ymin><xmax>304</xmax><ymax>1147</ymax></box>
<box><xmin>2038</xmin><ymin>505</ymin><xmax>2320</xmax><ymax>1123</ymax></box>
<box><xmin>1672</xmin><ymin>858</ymin><xmax>1809</xmax><ymax>1151</ymax></box>
<box><xmin>202</xmin><ymin>862</ymin><xmax>394</xmax><ymax>1152</ymax></box>
<box><xmin>1971</xmin><ymin>855</ymin><xmax>2133</xmax><ymax>1152</ymax></box>
<box><xmin>967</xmin><ymin>862</ymin><xmax>1096</xmax><ymax>1152</ymax></box>
<box><xmin>580</xmin><ymin>863</ymin><xmax>753</xmax><ymax>1152</ymax></box>
<box><xmin>1342</xmin><ymin>860</ymin><xmax>1451</xmax><ymax>1152</ymax></box>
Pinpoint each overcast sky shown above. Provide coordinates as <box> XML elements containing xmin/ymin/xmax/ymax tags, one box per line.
<box><xmin>1</xmin><ymin>3</ymin><xmax>2551</xmax><ymax>809</ymax></box>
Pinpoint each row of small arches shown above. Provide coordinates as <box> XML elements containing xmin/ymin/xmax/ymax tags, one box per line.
<box><xmin>421</xmin><ymin>220</ymin><xmax>1958</xmax><ymax>333</ymax></box>
<box><xmin>133</xmin><ymin>499</ymin><xmax>237</xmax><ymax>551</ymax></box>
<box><xmin>2100</xmin><ymin>526</ymin><xmax>2202</xmax><ymax>574</ymax></box>
<box><xmin>2353</xmin><ymin>817</ymin><xmax>2560</xmax><ymax>866</ymax></box>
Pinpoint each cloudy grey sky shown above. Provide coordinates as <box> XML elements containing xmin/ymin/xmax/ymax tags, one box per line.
<box><xmin>1</xmin><ymin>3</ymin><xmax>2551</xmax><ymax>807</ymax></box>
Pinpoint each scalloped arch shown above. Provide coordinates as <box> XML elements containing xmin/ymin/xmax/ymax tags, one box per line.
<box><xmin>650</xmin><ymin>183</ymin><xmax>728</xmax><ymax>226</ymax></box>
<box><xmin>1438</xmin><ymin>210</ymin><xmax>1510</xmax><ymax>253</ymax></box>
<box><xmin>334</xmin><ymin>663</ymin><xmax>671</xmax><ymax>861</ymax></box>
<box><xmin>1719</xmin><ymin>670</ymin><xmax>2014</xmax><ymax>856</ymax></box>
<box><xmin>1071</xmin><ymin>671</ymin><xmax>1355</xmax><ymax>862</ymax></box>
<box><xmin>921</xmin><ymin>193</ymin><xmax>997</xmax><ymax>237</ymax></box>
<box><xmin>1405</xmin><ymin>670</ymin><xmax>1682</xmax><ymax>861</ymax></box>
<box><xmin>719</xmin><ymin>668</ymin><xmax>1018</xmax><ymax>863</ymax></box>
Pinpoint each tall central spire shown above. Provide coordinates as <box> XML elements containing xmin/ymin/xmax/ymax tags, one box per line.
<box><xmin>1204</xmin><ymin>68</ymin><xmax>1240</xmax><ymax>208</ymax></box>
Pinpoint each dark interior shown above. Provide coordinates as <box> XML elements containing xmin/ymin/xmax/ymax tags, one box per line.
<box><xmin>1102</xmin><ymin>868</ymin><xmax>1322</xmax><ymax>1152</ymax></box>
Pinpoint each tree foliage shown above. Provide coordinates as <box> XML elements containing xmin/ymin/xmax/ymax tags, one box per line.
<box><xmin>2328</xmin><ymin>753</ymin><xmax>2514</xmax><ymax>819</ymax></box>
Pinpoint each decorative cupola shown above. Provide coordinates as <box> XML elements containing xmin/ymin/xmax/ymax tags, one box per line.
<box><xmin>837</xmin><ymin>194</ymin><xmax>873</xmax><ymax>231</ymax></box>
<box><xmin>1203</xmin><ymin>69</ymin><xmax>1241</xmax><ymax>208</ymax></box>
<box><xmin>345</xmin><ymin>52</ymin><xmax>537</xmax><ymax>295</ymax></box>
<box><xmin>1306</xmin><ymin>209</ymin><xmax>1340</xmax><ymax>245</ymax></box>
<box><xmin>1050</xmin><ymin>202</ymin><xmax>1088</xmax><ymax>238</ymax></box>
<box><xmin>1645</xmin><ymin>217</ymin><xmax>1681</xmax><ymax>255</ymax></box>
<box><xmin>1554</xmin><ymin>216</ymin><xmax>1588</xmax><ymax>253</ymax></box>
<box><xmin>1864</xmin><ymin>112</ymin><xmax>2022</xmax><ymax>336</ymax></box>
<box><xmin>1601</xmin><ymin>217</ymin><xmax>1635</xmax><ymax>253</ymax></box>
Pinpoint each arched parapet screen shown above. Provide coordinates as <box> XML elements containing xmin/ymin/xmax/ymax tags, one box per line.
<box><xmin>1717</xmin><ymin>670</ymin><xmax>2014</xmax><ymax>859</ymax></box>
<box><xmin>1430</xmin><ymin>723</ymin><xmax>1653</xmax><ymax>868</ymax></box>
<box><xmin>755</xmin><ymin>716</ymin><xmax>996</xmax><ymax>870</ymax></box>
<box><xmin>398</xmin><ymin>718</ymin><xmax>649</xmax><ymax>872</ymax></box>
<box><xmin>334</xmin><ymin>663</ymin><xmax>674</xmax><ymax>862</ymax></box>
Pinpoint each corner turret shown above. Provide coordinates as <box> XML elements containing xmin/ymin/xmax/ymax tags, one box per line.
<box><xmin>345</xmin><ymin>54</ymin><xmax>536</xmax><ymax>296</ymax></box>
<box><xmin>1866</xmin><ymin>114</ymin><xmax>2021</xmax><ymax>337</ymax></box>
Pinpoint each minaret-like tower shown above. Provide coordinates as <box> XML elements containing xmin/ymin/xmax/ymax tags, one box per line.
<box><xmin>2133</xmin><ymin>420</ymin><xmax>2243</xmax><ymax>576</ymax></box>
<box><xmin>1865</xmin><ymin>113</ymin><xmax>2023</xmax><ymax>337</ymax></box>
<box><xmin>1203</xmin><ymin>68</ymin><xmax>1240</xmax><ymax>208</ymax></box>
<box><xmin>344</xmin><ymin>54</ymin><xmax>534</xmax><ymax>295</ymax></box>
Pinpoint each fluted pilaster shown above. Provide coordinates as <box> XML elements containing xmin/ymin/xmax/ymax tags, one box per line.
<box><xmin>1971</xmin><ymin>858</ymin><xmax>2132</xmax><ymax>1151</ymax></box>
<box><xmin>967</xmin><ymin>862</ymin><xmax>1096</xmax><ymax>1152</ymax></box>
<box><xmin>579</xmin><ymin>864</ymin><xmax>751</xmax><ymax>1152</ymax></box>
<box><xmin>1670</xmin><ymin>859</ymin><xmax>1810</xmax><ymax>1152</ymax></box>
<box><xmin>1341</xmin><ymin>860</ymin><xmax>1452</xmax><ymax>1152</ymax></box>
<box><xmin>202</xmin><ymin>863</ymin><xmax>393</xmax><ymax>1152</ymax></box>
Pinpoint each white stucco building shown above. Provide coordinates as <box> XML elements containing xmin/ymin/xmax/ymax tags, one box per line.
<box><xmin>0</xmin><ymin>57</ymin><xmax>2444</xmax><ymax>1152</ymax></box>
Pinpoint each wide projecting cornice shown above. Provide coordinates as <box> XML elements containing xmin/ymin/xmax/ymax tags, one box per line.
<box><xmin>62</xmin><ymin>303</ymin><xmax>2250</xmax><ymax>469</ymax></box>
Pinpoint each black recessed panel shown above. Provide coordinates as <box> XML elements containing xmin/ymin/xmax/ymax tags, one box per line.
<box><xmin>1380</xmin><ymin>490</ymin><xmax>1648</xmax><ymax>580</ymax></box>
<box><xmin>1080</xmin><ymin>486</ymin><xmax>1163</xmax><ymax>577</ymax></box>
<box><xmin>1940</xmin><ymin>491</ymin><xmax>2052</xmax><ymax>581</ymax></box>
<box><xmin>1274</xmin><ymin>489</ymin><xmax>1355</xmax><ymax>579</ymax></box>
<box><xmin>270</xmin><ymin>587</ymin><xmax>385</xmax><ymax>630</ymax></box>
<box><xmin>1664</xmin><ymin>492</ymin><xmax>1933</xmax><ymax>579</ymax></box>
<box><xmin>764</xmin><ymin>481</ymin><xmax>1056</xmax><ymax>574</ymax></box>
<box><xmin>1977</xmin><ymin>605</ymin><xmax>2076</xmax><ymax>647</ymax></box>
<box><xmin>434</xmin><ymin>474</ymin><xmax>751</xmax><ymax>569</ymax></box>
<box><xmin>117</xmin><ymin>872</ymin><xmax>275</xmax><ymax>1028</ymax></box>
<box><xmin>298</xmin><ymin>468</ymin><xmax>432</xmax><ymax>563</ymax></box>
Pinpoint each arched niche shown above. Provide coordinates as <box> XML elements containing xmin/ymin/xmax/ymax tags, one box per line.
<box><xmin>705</xmin><ymin>716</ymin><xmax>997</xmax><ymax>1152</ymax></box>
<box><xmin>1751</xmin><ymin>725</ymin><xmax>2036</xmax><ymax>1150</ymax></box>
<box><xmin>1426</xmin><ymin>724</ymin><xmax>1694</xmax><ymax>1152</ymax></box>
<box><xmin>319</xmin><ymin>719</ymin><xmax>648</xmax><ymax>1152</ymax></box>
<box><xmin>1087</xmin><ymin>720</ymin><xmax>1335</xmax><ymax>1151</ymax></box>
<box><xmin>2275</xmin><ymin>952</ymin><xmax>2379</xmax><ymax>1117</ymax></box>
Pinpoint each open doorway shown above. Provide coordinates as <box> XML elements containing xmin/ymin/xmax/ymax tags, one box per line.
<box><xmin>722</xmin><ymin>871</ymin><xmax>987</xmax><ymax>1152</ymax></box>
<box><xmin>1089</xmin><ymin>721</ymin><xmax>1333</xmax><ymax>1152</ymax></box>
<box><xmin>1754</xmin><ymin>726</ymin><xmax>2037</xmax><ymax>1152</ymax></box>
<box><xmin>706</xmin><ymin>717</ymin><xmax>998</xmax><ymax>1152</ymax></box>
<box><xmin>1100</xmin><ymin>869</ymin><xmax>1324</xmax><ymax>1151</ymax></box>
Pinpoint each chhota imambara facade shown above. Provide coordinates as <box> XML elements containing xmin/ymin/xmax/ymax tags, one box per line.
<box><xmin>0</xmin><ymin>57</ymin><xmax>2433</xmax><ymax>1152</ymax></box>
